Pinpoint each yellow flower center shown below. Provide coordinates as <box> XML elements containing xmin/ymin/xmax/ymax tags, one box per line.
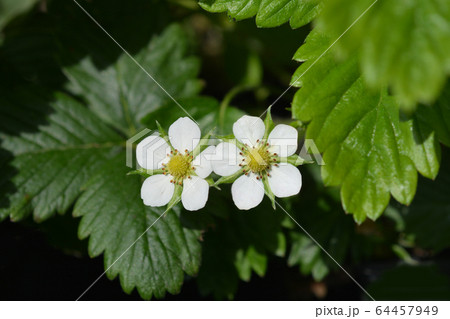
<box><xmin>163</xmin><ymin>150</ymin><xmax>194</xmax><ymax>184</ymax></box>
<box><xmin>240</xmin><ymin>140</ymin><xmax>279</xmax><ymax>178</ymax></box>
<box><xmin>246</xmin><ymin>147</ymin><xmax>271</xmax><ymax>173</ymax></box>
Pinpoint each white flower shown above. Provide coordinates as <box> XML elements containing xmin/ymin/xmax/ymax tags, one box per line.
<box><xmin>213</xmin><ymin>115</ymin><xmax>302</xmax><ymax>210</ymax></box>
<box><xmin>136</xmin><ymin>117</ymin><xmax>214</xmax><ymax>211</ymax></box>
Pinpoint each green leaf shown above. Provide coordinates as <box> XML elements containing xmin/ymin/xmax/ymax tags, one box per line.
<box><xmin>291</xmin><ymin>31</ymin><xmax>441</xmax><ymax>222</ymax></box>
<box><xmin>198</xmin><ymin>0</ymin><xmax>322</xmax><ymax>29</ymax></box>
<box><xmin>0</xmin><ymin>22</ymin><xmax>205</xmax><ymax>299</ymax></box>
<box><xmin>317</xmin><ymin>0</ymin><xmax>450</xmax><ymax>108</ymax></box>
<box><xmin>235</xmin><ymin>246</ymin><xmax>268</xmax><ymax>281</ymax></box>
<box><xmin>74</xmin><ymin>154</ymin><xmax>201</xmax><ymax>299</ymax></box>
<box><xmin>0</xmin><ymin>90</ymin><xmax>122</xmax><ymax>223</ymax></box>
<box><xmin>368</xmin><ymin>264</ymin><xmax>450</xmax><ymax>301</ymax></box>
<box><xmin>63</xmin><ymin>24</ymin><xmax>202</xmax><ymax>136</ymax></box>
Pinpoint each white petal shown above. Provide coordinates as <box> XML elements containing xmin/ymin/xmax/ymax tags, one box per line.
<box><xmin>268</xmin><ymin>124</ymin><xmax>298</xmax><ymax>157</ymax></box>
<box><xmin>232</xmin><ymin>115</ymin><xmax>265</xmax><ymax>146</ymax></box>
<box><xmin>136</xmin><ymin>135</ymin><xmax>170</xmax><ymax>169</ymax></box>
<box><xmin>168</xmin><ymin>117</ymin><xmax>201</xmax><ymax>152</ymax></box>
<box><xmin>231</xmin><ymin>173</ymin><xmax>265</xmax><ymax>210</ymax></box>
<box><xmin>212</xmin><ymin>142</ymin><xmax>243</xmax><ymax>176</ymax></box>
<box><xmin>268</xmin><ymin>164</ymin><xmax>302</xmax><ymax>198</ymax></box>
<box><xmin>182</xmin><ymin>176</ymin><xmax>209</xmax><ymax>211</ymax></box>
<box><xmin>141</xmin><ymin>174</ymin><xmax>174</xmax><ymax>207</ymax></box>
<box><xmin>192</xmin><ymin>145</ymin><xmax>215</xmax><ymax>178</ymax></box>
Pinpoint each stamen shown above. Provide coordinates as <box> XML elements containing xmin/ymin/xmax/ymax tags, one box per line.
<box><xmin>244</xmin><ymin>144</ymin><xmax>271</xmax><ymax>174</ymax></box>
<box><xmin>166</xmin><ymin>152</ymin><xmax>194</xmax><ymax>180</ymax></box>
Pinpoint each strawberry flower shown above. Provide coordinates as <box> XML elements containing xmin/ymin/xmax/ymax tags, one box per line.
<box><xmin>212</xmin><ymin>115</ymin><xmax>303</xmax><ymax>210</ymax></box>
<box><xmin>136</xmin><ymin>117</ymin><xmax>214</xmax><ymax>211</ymax></box>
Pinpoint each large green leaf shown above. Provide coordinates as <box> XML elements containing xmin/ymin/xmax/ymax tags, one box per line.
<box><xmin>0</xmin><ymin>90</ymin><xmax>122</xmax><ymax>223</ymax></box>
<box><xmin>317</xmin><ymin>0</ymin><xmax>450</xmax><ymax>108</ymax></box>
<box><xmin>74</xmin><ymin>154</ymin><xmax>201</xmax><ymax>299</ymax></box>
<box><xmin>291</xmin><ymin>31</ymin><xmax>441</xmax><ymax>223</ymax></box>
<box><xmin>0</xmin><ymin>22</ymin><xmax>205</xmax><ymax>299</ymax></box>
<box><xmin>63</xmin><ymin>24</ymin><xmax>202</xmax><ymax>136</ymax></box>
<box><xmin>0</xmin><ymin>91</ymin><xmax>202</xmax><ymax>299</ymax></box>
<box><xmin>198</xmin><ymin>0</ymin><xmax>322</xmax><ymax>29</ymax></box>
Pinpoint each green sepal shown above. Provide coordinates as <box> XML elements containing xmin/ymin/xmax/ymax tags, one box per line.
<box><xmin>262</xmin><ymin>175</ymin><xmax>276</xmax><ymax>210</ymax></box>
<box><xmin>155</xmin><ymin>120</ymin><xmax>168</xmax><ymax>138</ymax></box>
<box><xmin>167</xmin><ymin>184</ymin><xmax>183</xmax><ymax>210</ymax></box>
<box><xmin>156</xmin><ymin>120</ymin><xmax>174</xmax><ymax>151</ymax></box>
<box><xmin>205</xmin><ymin>177</ymin><xmax>221</xmax><ymax>190</ymax></box>
<box><xmin>286</xmin><ymin>154</ymin><xmax>314</xmax><ymax>166</ymax></box>
<box><xmin>263</xmin><ymin>106</ymin><xmax>274</xmax><ymax>140</ymax></box>
<box><xmin>289</xmin><ymin>120</ymin><xmax>304</xmax><ymax>129</ymax></box>
<box><xmin>215</xmin><ymin>134</ymin><xmax>235</xmax><ymax>140</ymax></box>
<box><xmin>213</xmin><ymin>169</ymin><xmax>244</xmax><ymax>186</ymax></box>
<box><xmin>127</xmin><ymin>168</ymin><xmax>164</xmax><ymax>178</ymax></box>
<box><xmin>192</xmin><ymin>127</ymin><xmax>215</xmax><ymax>158</ymax></box>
